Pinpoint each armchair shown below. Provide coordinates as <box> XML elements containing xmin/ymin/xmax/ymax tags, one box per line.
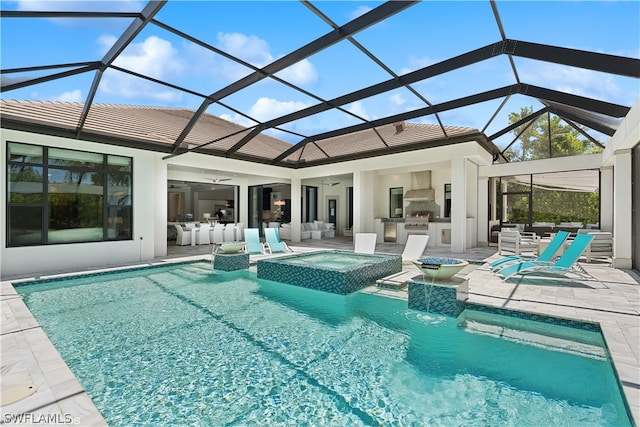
<box><xmin>174</xmin><ymin>224</ymin><xmax>191</xmax><ymax>246</ymax></box>
<box><xmin>498</xmin><ymin>229</ymin><xmax>539</xmax><ymax>256</ymax></box>
<box><xmin>578</xmin><ymin>229</ymin><xmax>613</xmax><ymax>263</ymax></box>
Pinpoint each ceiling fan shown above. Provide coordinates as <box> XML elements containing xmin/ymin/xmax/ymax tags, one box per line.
<box><xmin>208</xmin><ymin>176</ymin><xmax>231</xmax><ymax>183</ymax></box>
<box><xmin>168</xmin><ymin>181</ymin><xmax>189</xmax><ymax>189</ymax></box>
<box><xmin>323</xmin><ymin>182</ymin><xmax>340</xmax><ymax>187</ymax></box>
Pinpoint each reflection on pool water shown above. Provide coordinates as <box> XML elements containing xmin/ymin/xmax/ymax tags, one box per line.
<box><xmin>16</xmin><ymin>262</ymin><xmax>631</xmax><ymax>426</ymax></box>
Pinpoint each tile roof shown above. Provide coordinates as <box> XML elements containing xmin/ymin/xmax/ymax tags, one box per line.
<box><xmin>1</xmin><ymin>100</ymin><xmax>487</xmax><ymax>167</ymax></box>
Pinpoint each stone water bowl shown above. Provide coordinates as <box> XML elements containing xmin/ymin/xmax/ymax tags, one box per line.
<box><xmin>411</xmin><ymin>257</ymin><xmax>469</xmax><ymax>281</ymax></box>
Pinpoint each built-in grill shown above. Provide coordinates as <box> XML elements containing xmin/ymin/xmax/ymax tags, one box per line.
<box><xmin>404</xmin><ymin>171</ymin><xmax>440</xmax><ymax>223</ymax></box>
<box><xmin>404</xmin><ymin>214</ymin><xmax>430</xmax><ymax>229</ymax></box>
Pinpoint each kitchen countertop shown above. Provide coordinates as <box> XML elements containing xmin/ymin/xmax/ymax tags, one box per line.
<box><xmin>379</xmin><ymin>217</ymin><xmax>450</xmax><ymax>223</ymax></box>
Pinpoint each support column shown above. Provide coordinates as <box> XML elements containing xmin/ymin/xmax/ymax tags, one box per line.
<box><xmin>477</xmin><ymin>176</ymin><xmax>489</xmax><ymax>246</ymax></box>
<box><xmin>290</xmin><ymin>177</ymin><xmax>302</xmax><ymax>242</ymax></box>
<box><xmin>613</xmin><ymin>150</ymin><xmax>633</xmax><ymax>268</ymax></box>
<box><xmin>600</xmin><ymin>166</ymin><xmax>614</xmax><ymax>231</ymax></box>
<box><xmin>450</xmin><ymin>157</ymin><xmax>467</xmax><ymax>253</ymax></box>
<box><xmin>353</xmin><ymin>171</ymin><xmax>374</xmax><ymax>233</ymax></box>
<box><xmin>153</xmin><ymin>156</ymin><xmax>168</xmax><ymax>258</ymax></box>
<box><xmin>238</xmin><ymin>183</ymin><xmax>248</xmax><ymax>228</ymax></box>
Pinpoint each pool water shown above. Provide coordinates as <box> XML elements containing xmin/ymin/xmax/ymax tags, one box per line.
<box><xmin>275</xmin><ymin>251</ymin><xmax>385</xmax><ymax>269</ymax></box>
<box><xmin>17</xmin><ymin>262</ymin><xmax>631</xmax><ymax>426</ymax></box>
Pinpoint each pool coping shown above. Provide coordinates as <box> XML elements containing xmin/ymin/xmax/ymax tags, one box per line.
<box><xmin>1</xmin><ymin>254</ymin><xmax>638</xmax><ymax>426</ymax></box>
<box><xmin>1</xmin><ymin>281</ymin><xmax>107</xmax><ymax>425</ymax></box>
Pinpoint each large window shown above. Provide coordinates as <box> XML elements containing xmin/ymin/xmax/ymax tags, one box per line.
<box><xmin>444</xmin><ymin>184</ymin><xmax>452</xmax><ymax>218</ymax></box>
<box><xmin>497</xmin><ymin>170</ymin><xmax>600</xmax><ymax>227</ymax></box>
<box><xmin>389</xmin><ymin>187</ymin><xmax>403</xmax><ymax>218</ymax></box>
<box><xmin>305</xmin><ymin>186</ymin><xmax>318</xmax><ymax>222</ymax></box>
<box><xmin>7</xmin><ymin>142</ymin><xmax>132</xmax><ymax>246</ymax></box>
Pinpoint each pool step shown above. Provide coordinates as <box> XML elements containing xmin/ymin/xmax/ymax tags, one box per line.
<box><xmin>376</xmin><ymin>271</ymin><xmax>420</xmax><ymax>290</ymax></box>
<box><xmin>460</xmin><ymin>318</ymin><xmax>607</xmax><ymax>360</ymax></box>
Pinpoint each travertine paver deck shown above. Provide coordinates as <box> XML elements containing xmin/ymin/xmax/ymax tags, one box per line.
<box><xmin>1</xmin><ymin>240</ymin><xmax>638</xmax><ymax>425</ymax></box>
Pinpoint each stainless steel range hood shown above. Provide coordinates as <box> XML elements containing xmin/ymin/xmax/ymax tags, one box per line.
<box><xmin>403</xmin><ymin>188</ymin><xmax>435</xmax><ymax>201</ymax></box>
<box><xmin>404</xmin><ymin>171</ymin><xmax>435</xmax><ymax>201</ymax></box>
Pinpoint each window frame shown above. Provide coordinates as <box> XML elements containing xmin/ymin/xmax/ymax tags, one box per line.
<box><xmin>389</xmin><ymin>187</ymin><xmax>403</xmax><ymax>218</ymax></box>
<box><xmin>6</xmin><ymin>142</ymin><xmax>133</xmax><ymax>247</ymax></box>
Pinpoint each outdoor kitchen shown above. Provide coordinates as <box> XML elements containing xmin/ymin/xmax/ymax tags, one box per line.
<box><xmin>378</xmin><ymin>171</ymin><xmax>452</xmax><ymax>246</ymax></box>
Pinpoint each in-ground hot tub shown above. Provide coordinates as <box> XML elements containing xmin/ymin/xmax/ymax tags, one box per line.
<box><xmin>257</xmin><ymin>250</ymin><xmax>402</xmax><ymax>294</ymax></box>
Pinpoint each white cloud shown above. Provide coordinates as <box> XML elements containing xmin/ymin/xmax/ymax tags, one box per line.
<box><xmin>219</xmin><ymin>97</ymin><xmax>308</xmax><ymax>126</ymax></box>
<box><xmin>520</xmin><ymin>63</ymin><xmax>622</xmax><ymax>102</ymax></box>
<box><xmin>217</xmin><ymin>32</ymin><xmax>272</xmax><ymax>67</ymax></box>
<box><xmin>50</xmin><ymin>89</ymin><xmax>83</xmax><ymax>102</ymax></box>
<box><xmin>27</xmin><ymin>89</ymin><xmax>83</xmax><ymax>102</ymax></box>
<box><xmin>276</xmin><ymin>60</ymin><xmax>318</xmax><ymax>86</ymax></box>
<box><xmin>249</xmin><ymin>97</ymin><xmax>309</xmax><ymax>122</ymax></box>
<box><xmin>14</xmin><ymin>1</ymin><xmax>145</xmax><ymax>30</ymax></box>
<box><xmin>221</xmin><ymin>97</ymin><xmax>364</xmax><ymax>139</ymax></box>
<box><xmin>15</xmin><ymin>0</ymin><xmax>143</xmax><ymax>12</ymax></box>
<box><xmin>349</xmin><ymin>6</ymin><xmax>372</xmax><ymax>20</ymax></box>
<box><xmin>346</xmin><ymin>101</ymin><xmax>370</xmax><ymax>120</ymax></box>
<box><xmin>113</xmin><ymin>36</ymin><xmax>185</xmax><ymax>79</ymax></box>
<box><xmin>387</xmin><ymin>92</ymin><xmax>416</xmax><ymax>115</ymax></box>
<box><xmin>186</xmin><ymin>32</ymin><xmax>267</xmax><ymax>82</ymax></box>
<box><xmin>389</xmin><ymin>93</ymin><xmax>405</xmax><ymax>106</ymax></box>
<box><xmin>400</xmin><ymin>55</ymin><xmax>436</xmax><ymax>75</ymax></box>
<box><xmin>98</xmin><ymin>35</ymin><xmax>185</xmax><ymax>103</ymax></box>
<box><xmin>100</xmin><ymin>69</ymin><xmax>183</xmax><ymax>103</ymax></box>
<box><xmin>97</xmin><ymin>35</ymin><xmax>118</xmax><ymax>56</ymax></box>
<box><xmin>191</xmin><ymin>32</ymin><xmax>317</xmax><ymax>86</ymax></box>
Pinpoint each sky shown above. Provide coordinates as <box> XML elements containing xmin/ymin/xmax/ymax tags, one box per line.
<box><xmin>1</xmin><ymin>0</ymin><xmax>639</xmax><ymax>147</ymax></box>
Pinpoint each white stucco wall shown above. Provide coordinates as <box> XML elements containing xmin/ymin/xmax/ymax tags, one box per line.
<box><xmin>15</xmin><ymin>115</ymin><xmax>637</xmax><ymax>276</ymax></box>
<box><xmin>1</xmin><ymin>130</ymin><xmax>164</xmax><ymax>278</ymax></box>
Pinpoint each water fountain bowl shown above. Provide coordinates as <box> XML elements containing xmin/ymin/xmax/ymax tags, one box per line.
<box><xmin>411</xmin><ymin>257</ymin><xmax>469</xmax><ymax>281</ymax></box>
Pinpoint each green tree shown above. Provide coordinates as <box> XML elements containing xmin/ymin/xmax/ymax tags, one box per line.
<box><xmin>506</xmin><ymin>107</ymin><xmax>602</xmax><ymax>161</ymax></box>
<box><xmin>499</xmin><ymin>107</ymin><xmax>601</xmax><ymax>226</ymax></box>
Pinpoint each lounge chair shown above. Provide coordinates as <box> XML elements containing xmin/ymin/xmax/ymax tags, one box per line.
<box><xmin>264</xmin><ymin>227</ymin><xmax>292</xmax><ymax>254</ymax></box>
<box><xmin>354</xmin><ymin>233</ymin><xmax>377</xmax><ymax>254</ymax></box>
<box><xmin>401</xmin><ymin>235</ymin><xmax>429</xmax><ymax>264</ymax></box>
<box><xmin>243</xmin><ymin>228</ymin><xmax>267</xmax><ymax>254</ymax></box>
<box><xmin>495</xmin><ymin>233</ymin><xmax>595</xmax><ymax>281</ymax></box>
<box><xmin>489</xmin><ymin>231</ymin><xmax>570</xmax><ymax>271</ymax></box>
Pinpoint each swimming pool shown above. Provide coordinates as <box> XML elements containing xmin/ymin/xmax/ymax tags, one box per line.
<box><xmin>16</xmin><ymin>262</ymin><xmax>631</xmax><ymax>426</ymax></box>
